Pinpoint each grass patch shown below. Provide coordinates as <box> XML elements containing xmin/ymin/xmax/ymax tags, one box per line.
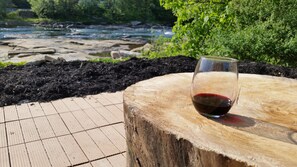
<box><xmin>5</xmin><ymin>11</ymin><xmax>53</xmax><ymax>24</ymax></box>
<box><xmin>90</xmin><ymin>57</ymin><xmax>130</xmax><ymax>64</ymax></box>
<box><xmin>0</xmin><ymin>62</ymin><xmax>26</xmax><ymax>68</ymax></box>
<box><xmin>141</xmin><ymin>36</ymin><xmax>181</xmax><ymax>59</ymax></box>
<box><xmin>23</xmin><ymin>18</ymin><xmax>54</xmax><ymax>24</ymax></box>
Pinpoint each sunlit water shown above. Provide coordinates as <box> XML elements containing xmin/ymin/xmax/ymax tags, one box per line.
<box><xmin>0</xmin><ymin>25</ymin><xmax>173</xmax><ymax>40</ymax></box>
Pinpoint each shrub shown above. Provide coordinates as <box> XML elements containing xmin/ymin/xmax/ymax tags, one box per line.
<box><xmin>207</xmin><ymin>0</ymin><xmax>297</xmax><ymax>66</ymax></box>
<box><xmin>28</xmin><ymin>0</ymin><xmax>56</xmax><ymax>18</ymax></box>
<box><xmin>207</xmin><ymin>20</ymin><xmax>297</xmax><ymax>66</ymax></box>
<box><xmin>161</xmin><ymin>0</ymin><xmax>297</xmax><ymax>66</ymax></box>
<box><xmin>160</xmin><ymin>0</ymin><xmax>233</xmax><ymax>57</ymax></box>
<box><xmin>143</xmin><ymin>36</ymin><xmax>172</xmax><ymax>58</ymax></box>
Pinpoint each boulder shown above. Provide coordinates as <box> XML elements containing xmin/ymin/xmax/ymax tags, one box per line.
<box><xmin>110</xmin><ymin>51</ymin><xmax>121</xmax><ymax>59</ymax></box>
<box><xmin>45</xmin><ymin>55</ymin><xmax>66</xmax><ymax>62</ymax></box>
<box><xmin>130</xmin><ymin>21</ymin><xmax>142</xmax><ymax>27</ymax></box>
<box><xmin>131</xmin><ymin>43</ymin><xmax>153</xmax><ymax>53</ymax></box>
<box><xmin>44</xmin><ymin>55</ymin><xmax>57</xmax><ymax>62</ymax></box>
<box><xmin>111</xmin><ymin>50</ymin><xmax>141</xmax><ymax>59</ymax></box>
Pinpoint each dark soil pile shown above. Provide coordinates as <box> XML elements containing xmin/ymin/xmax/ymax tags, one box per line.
<box><xmin>0</xmin><ymin>56</ymin><xmax>296</xmax><ymax>106</ymax></box>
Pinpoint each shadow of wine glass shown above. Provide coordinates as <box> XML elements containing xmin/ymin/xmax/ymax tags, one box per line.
<box><xmin>209</xmin><ymin>113</ymin><xmax>256</xmax><ymax>128</ymax></box>
<box><xmin>209</xmin><ymin>113</ymin><xmax>297</xmax><ymax>145</ymax></box>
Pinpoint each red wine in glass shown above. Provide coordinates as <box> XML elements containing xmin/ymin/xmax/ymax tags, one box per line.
<box><xmin>191</xmin><ymin>56</ymin><xmax>239</xmax><ymax>118</ymax></box>
<box><xmin>192</xmin><ymin>93</ymin><xmax>233</xmax><ymax>117</ymax></box>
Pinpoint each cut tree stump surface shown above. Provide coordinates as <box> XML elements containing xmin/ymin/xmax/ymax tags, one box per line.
<box><xmin>124</xmin><ymin>73</ymin><xmax>297</xmax><ymax>167</ymax></box>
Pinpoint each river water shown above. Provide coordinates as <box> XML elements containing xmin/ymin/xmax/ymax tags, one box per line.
<box><xmin>0</xmin><ymin>25</ymin><xmax>173</xmax><ymax>40</ymax></box>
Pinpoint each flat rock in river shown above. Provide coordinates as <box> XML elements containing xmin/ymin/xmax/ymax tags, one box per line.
<box><xmin>0</xmin><ymin>38</ymin><xmax>146</xmax><ymax>63</ymax></box>
<box><xmin>8</xmin><ymin>48</ymin><xmax>56</xmax><ymax>56</ymax></box>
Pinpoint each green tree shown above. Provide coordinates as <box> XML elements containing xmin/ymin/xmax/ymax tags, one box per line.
<box><xmin>103</xmin><ymin>0</ymin><xmax>153</xmax><ymax>22</ymax></box>
<box><xmin>28</xmin><ymin>0</ymin><xmax>78</xmax><ymax>19</ymax></box>
<box><xmin>76</xmin><ymin>0</ymin><xmax>104</xmax><ymax>18</ymax></box>
<box><xmin>102</xmin><ymin>0</ymin><xmax>125</xmax><ymax>22</ymax></box>
<box><xmin>0</xmin><ymin>0</ymin><xmax>8</xmax><ymax>18</ymax></box>
<box><xmin>27</xmin><ymin>0</ymin><xmax>175</xmax><ymax>24</ymax></box>
<box><xmin>54</xmin><ymin>0</ymin><xmax>78</xmax><ymax>19</ymax></box>
<box><xmin>161</xmin><ymin>0</ymin><xmax>297</xmax><ymax>66</ymax></box>
<box><xmin>28</xmin><ymin>0</ymin><xmax>55</xmax><ymax>18</ymax></box>
<box><xmin>11</xmin><ymin>0</ymin><xmax>31</xmax><ymax>8</ymax></box>
<box><xmin>150</xmin><ymin>0</ymin><xmax>176</xmax><ymax>25</ymax></box>
<box><xmin>103</xmin><ymin>0</ymin><xmax>175</xmax><ymax>23</ymax></box>
<box><xmin>160</xmin><ymin>0</ymin><xmax>232</xmax><ymax>56</ymax></box>
<box><xmin>207</xmin><ymin>0</ymin><xmax>297</xmax><ymax>66</ymax></box>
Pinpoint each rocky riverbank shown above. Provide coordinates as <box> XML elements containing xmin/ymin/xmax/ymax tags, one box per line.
<box><xmin>0</xmin><ymin>38</ymin><xmax>148</xmax><ymax>62</ymax></box>
<box><xmin>0</xmin><ymin>20</ymin><xmax>32</xmax><ymax>28</ymax></box>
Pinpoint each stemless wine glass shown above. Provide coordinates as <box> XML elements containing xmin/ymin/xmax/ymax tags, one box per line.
<box><xmin>191</xmin><ymin>56</ymin><xmax>239</xmax><ymax>118</ymax></box>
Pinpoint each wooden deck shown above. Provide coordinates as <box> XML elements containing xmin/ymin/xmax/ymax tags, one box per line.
<box><xmin>0</xmin><ymin>92</ymin><xmax>126</xmax><ymax>167</ymax></box>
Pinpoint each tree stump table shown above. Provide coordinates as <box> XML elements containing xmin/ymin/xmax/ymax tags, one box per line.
<box><xmin>124</xmin><ymin>73</ymin><xmax>297</xmax><ymax>167</ymax></box>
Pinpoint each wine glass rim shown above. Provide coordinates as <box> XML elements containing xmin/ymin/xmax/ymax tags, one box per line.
<box><xmin>201</xmin><ymin>56</ymin><xmax>238</xmax><ymax>62</ymax></box>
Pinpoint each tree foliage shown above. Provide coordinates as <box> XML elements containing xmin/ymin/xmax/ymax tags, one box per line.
<box><xmin>27</xmin><ymin>0</ymin><xmax>175</xmax><ymax>24</ymax></box>
<box><xmin>0</xmin><ymin>0</ymin><xmax>8</xmax><ymax>18</ymax></box>
<box><xmin>76</xmin><ymin>0</ymin><xmax>103</xmax><ymax>18</ymax></box>
<box><xmin>160</xmin><ymin>0</ymin><xmax>233</xmax><ymax>56</ymax></box>
<box><xmin>102</xmin><ymin>0</ymin><xmax>175</xmax><ymax>23</ymax></box>
<box><xmin>211</xmin><ymin>0</ymin><xmax>297</xmax><ymax>66</ymax></box>
<box><xmin>28</xmin><ymin>0</ymin><xmax>78</xmax><ymax>19</ymax></box>
<box><xmin>102</xmin><ymin>0</ymin><xmax>125</xmax><ymax>22</ymax></box>
<box><xmin>11</xmin><ymin>0</ymin><xmax>31</xmax><ymax>8</ymax></box>
<box><xmin>161</xmin><ymin>0</ymin><xmax>297</xmax><ymax>66</ymax></box>
<box><xmin>28</xmin><ymin>0</ymin><xmax>54</xmax><ymax>18</ymax></box>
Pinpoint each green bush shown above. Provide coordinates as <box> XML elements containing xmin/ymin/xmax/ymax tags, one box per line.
<box><xmin>207</xmin><ymin>20</ymin><xmax>297</xmax><ymax>66</ymax></box>
<box><xmin>143</xmin><ymin>36</ymin><xmax>173</xmax><ymax>59</ymax></box>
<box><xmin>160</xmin><ymin>0</ymin><xmax>233</xmax><ymax>57</ymax></box>
<box><xmin>208</xmin><ymin>0</ymin><xmax>297</xmax><ymax>66</ymax></box>
<box><xmin>28</xmin><ymin>0</ymin><xmax>56</xmax><ymax>18</ymax></box>
<box><xmin>6</xmin><ymin>10</ymin><xmax>20</xmax><ymax>19</ymax></box>
<box><xmin>160</xmin><ymin>0</ymin><xmax>297</xmax><ymax>66</ymax></box>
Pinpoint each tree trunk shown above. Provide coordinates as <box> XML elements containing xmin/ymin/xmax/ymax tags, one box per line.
<box><xmin>124</xmin><ymin>73</ymin><xmax>297</xmax><ymax>167</ymax></box>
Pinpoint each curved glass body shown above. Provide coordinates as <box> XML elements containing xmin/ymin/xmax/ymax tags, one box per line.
<box><xmin>191</xmin><ymin>56</ymin><xmax>239</xmax><ymax>118</ymax></box>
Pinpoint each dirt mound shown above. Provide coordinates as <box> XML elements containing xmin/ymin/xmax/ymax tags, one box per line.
<box><xmin>0</xmin><ymin>56</ymin><xmax>296</xmax><ymax>106</ymax></box>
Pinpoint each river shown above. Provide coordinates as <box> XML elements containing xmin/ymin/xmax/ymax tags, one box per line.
<box><xmin>0</xmin><ymin>25</ymin><xmax>173</xmax><ymax>40</ymax></box>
